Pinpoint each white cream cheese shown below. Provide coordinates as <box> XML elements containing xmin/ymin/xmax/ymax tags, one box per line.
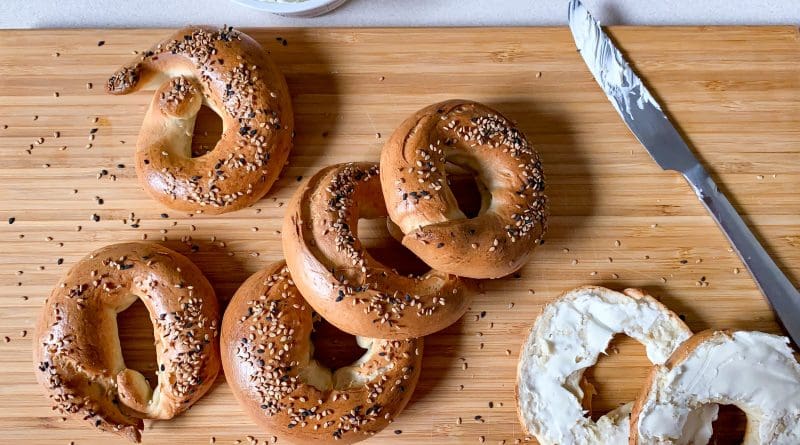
<box><xmin>516</xmin><ymin>287</ymin><xmax>713</xmax><ymax>445</ymax></box>
<box><xmin>635</xmin><ymin>331</ymin><xmax>800</xmax><ymax>444</ymax></box>
<box><xmin>569</xmin><ymin>0</ymin><xmax>662</xmax><ymax>119</ymax></box>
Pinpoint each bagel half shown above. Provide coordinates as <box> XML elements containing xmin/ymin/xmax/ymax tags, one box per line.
<box><xmin>631</xmin><ymin>329</ymin><xmax>800</xmax><ymax>444</ymax></box>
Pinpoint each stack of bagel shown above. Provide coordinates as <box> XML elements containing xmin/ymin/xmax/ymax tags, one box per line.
<box><xmin>237</xmin><ymin>100</ymin><xmax>549</xmax><ymax>442</ymax></box>
<box><xmin>32</xmin><ymin>25</ymin><xmax>799</xmax><ymax>445</ymax></box>
<box><xmin>34</xmin><ymin>26</ymin><xmax>550</xmax><ymax>444</ymax></box>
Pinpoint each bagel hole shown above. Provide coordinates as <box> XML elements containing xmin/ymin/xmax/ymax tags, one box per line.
<box><xmin>310</xmin><ymin>317</ymin><xmax>367</xmax><ymax>372</ymax></box>
<box><xmin>117</xmin><ymin>298</ymin><xmax>158</xmax><ymax>389</ymax></box>
<box><xmin>582</xmin><ymin>335</ymin><xmax>648</xmax><ymax>421</ymax></box>
<box><xmin>447</xmin><ymin>173</ymin><xmax>483</xmax><ymax>218</ymax></box>
<box><xmin>191</xmin><ymin>105</ymin><xmax>223</xmax><ymax>157</ymax></box>
<box><xmin>709</xmin><ymin>405</ymin><xmax>747</xmax><ymax>443</ymax></box>
<box><xmin>357</xmin><ymin>217</ymin><xmax>432</xmax><ymax>277</ymax></box>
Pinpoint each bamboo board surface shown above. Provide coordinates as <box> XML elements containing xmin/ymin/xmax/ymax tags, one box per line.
<box><xmin>1</xmin><ymin>26</ymin><xmax>799</xmax><ymax>444</ymax></box>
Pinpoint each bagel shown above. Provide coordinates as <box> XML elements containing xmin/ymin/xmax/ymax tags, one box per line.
<box><xmin>221</xmin><ymin>262</ymin><xmax>422</xmax><ymax>444</ymax></box>
<box><xmin>380</xmin><ymin>100</ymin><xmax>547</xmax><ymax>279</ymax></box>
<box><xmin>631</xmin><ymin>329</ymin><xmax>800</xmax><ymax>445</ymax></box>
<box><xmin>282</xmin><ymin>162</ymin><xmax>474</xmax><ymax>339</ymax></box>
<box><xmin>33</xmin><ymin>242</ymin><xmax>220</xmax><ymax>442</ymax></box>
<box><xmin>107</xmin><ymin>26</ymin><xmax>293</xmax><ymax>214</ymax></box>
<box><xmin>516</xmin><ymin>286</ymin><xmax>717</xmax><ymax>445</ymax></box>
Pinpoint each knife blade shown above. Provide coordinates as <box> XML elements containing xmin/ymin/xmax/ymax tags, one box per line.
<box><xmin>568</xmin><ymin>0</ymin><xmax>800</xmax><ymax>345</ymax></box>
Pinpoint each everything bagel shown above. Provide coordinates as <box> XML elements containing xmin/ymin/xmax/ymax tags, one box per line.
<box><xmin>33</xmin><ymin>242</ymin><xmax>220</xmax><ymax>442</ymax></box>
<box><xmin>221</xmin><ymin>262</ymin><xmax>422</xmax><ymax>444</ymax></box>
<box><xmin>107</xmin><ymin>26</ymin><xmax>293</xmax><ymax>214</ymax></box>
<box><xmin>380</xmin><ymin>100</ymin><xmax>547</xmax><ymax>279</ymax></box>
<box><xmin>283</xmin><ymin>162</ymin><xmax>474</xmax><ymax>339</ymax></box>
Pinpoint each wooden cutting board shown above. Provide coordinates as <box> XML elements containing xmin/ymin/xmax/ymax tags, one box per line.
<box><xmin>1</xmin><ymin>26</ymin><xmax>798</xmax><ymax>445</ymax></box>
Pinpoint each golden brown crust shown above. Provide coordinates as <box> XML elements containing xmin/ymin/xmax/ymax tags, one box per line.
<box><xmin>380</xmin><ymin>100</ymin><xmax>547</xmax><ymax>278</ymax></box>
<box><xmin>282</xmin><ymin>162</ymin><xmax>475</xmax><ymax>339</ymax></box>
<box><xmin>107</xmin><ymin>26</ymin><xmax>293</xmax><ymax>214</ymax></box>
<box><xmin>629</xmin><ymin>329</ymin><xmax>733</xmax><ymax>445</ymax></box>
<box><xmin>221</xmin><ymin>262</ymin><xmax>423</xmax><ymax>444</ymax></box>
<box><xmin>33</xmin><ymin>242</ymin><xmax>220</xmax><ymax>443</ymax></box>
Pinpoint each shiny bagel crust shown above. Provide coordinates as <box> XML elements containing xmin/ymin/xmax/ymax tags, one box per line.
<box><xmin>221</xmin><ymin>262</ymin><xmax>423</xmax><ymax>444</ymax></box>
<box><xmin>380</xmin><ymin>100</ymin><xmax>547</xmax><ymax>278</ymax></box>
<box><xmin>33</xmin><ymin>242</ymin><xmax>220</xmax><ymax>442</ymax></box>
<box><xmin>283</xmin><ymin>162</ymin><xmax>474</xmax><ymax>339</ymax></box>
<box><xmin>107</xmin><ymin>26</ymin><xmax>293</xmax><ymax>214</ymax></box>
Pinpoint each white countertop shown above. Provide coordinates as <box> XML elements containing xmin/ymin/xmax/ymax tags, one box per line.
<box><xmin>2</xmin><ymin>0</ymin><xmax>799</xmax><ymax>29</ymax></box>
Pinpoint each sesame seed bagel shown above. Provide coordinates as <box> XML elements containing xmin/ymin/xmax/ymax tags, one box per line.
<box><xmin>33</xmin><ymin>242</ymin><xmax>220</xmax><ymax>443</ymax></box>
<box><xmin>221</xmin><ymin>262</ymin><xmax>423</xmax><ymax>444</ymax></box>
<box><xmin>283</xmin><ymin>162</ymin><xmax>475</xmax><ymax>339</ymax></box>
<box><xmin>380</xmin><ymin>100</ymin><xmax>547</xmax><ymax>279</ymax></box>
<box><xmin>516</xmin><ymin>286</ymin><xmax>717</xmax><ymax>445</ymax></box>
<box><xmin>631</xmin><ymin>329</ymin><xmax>800</xmax><ymax>445</ymax></box>
<box><xmin>107</xmin><ymin>26</ymin><xmax>293</xmax><ymax>214</ymax></box>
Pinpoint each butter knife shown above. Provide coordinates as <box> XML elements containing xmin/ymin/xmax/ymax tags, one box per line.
<box><xmin>568</xmin><ymin>0</ymin><xmax>800</xmax><ymax>345</ymax></box>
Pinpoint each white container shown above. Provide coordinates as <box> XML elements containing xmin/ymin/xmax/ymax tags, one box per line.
<box><xmin>230</xmin><ymin>0</ymin><xmax>349</xmax><ymax>17</ymax></box>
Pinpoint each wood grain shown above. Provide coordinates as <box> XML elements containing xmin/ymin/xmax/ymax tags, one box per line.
<box><xmin>1</xmin><ymin>26</ymin><xmax>798</xmax><ymax>444</ymax></box>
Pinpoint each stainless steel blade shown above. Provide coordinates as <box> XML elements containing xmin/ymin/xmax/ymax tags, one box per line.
<box><xmin>568</xmin><ymin>0</ymin><xmax>699</xmax><ymax>174</ymax></box>
<box><xmin>568</xmin><ymin>0</ymin><xmax>800</xmax><ymax>345</ymax></box>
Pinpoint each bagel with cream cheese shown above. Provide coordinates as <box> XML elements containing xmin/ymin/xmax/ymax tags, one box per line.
<box><xmin>221</xmin><ymin>262</ymin><xmax>422</xmax><ymax>444</ymax></box>
<box><xmin>380</xmin><ymin>100</ymin><xmax>547</xmax><ymax>279</ymax></box>
<box><xmin>516</xmin><ymin>286</ymin><xmax>717</xmax><ymax>445</ymax></box>
<box><xmin>33</xmin><ymin>242</ymin><xmax>220</xmax><ymax>442</ymax></box>
<box><xmin>631</xmin><ymin>329</ymin><xmax>800</xmax><ymax>445</ymax></box>
<box><xmin>107</xmin><ymin>26</ymin><xmax>293</xmax><ymax>214</ymax></box>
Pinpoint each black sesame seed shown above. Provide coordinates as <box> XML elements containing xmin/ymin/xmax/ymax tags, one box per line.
<box><xmin>97</xmin><ymin>40</ymin><xmax>105</xmax><ymax>47</ymax></box>
<box><xmin>436</xmin><ymin>242</ymin><xmax>445</xmax><ymax>248</ymax></box>
<box><xmin>7</xmin><ymin>217</ymin><xmax>14</xmax><ymax>224</ymax></box>
<box><xmin>91</xmin><ymin>214</ymin><xmax>100</xmax><ymax>222</ymax></box>
<box><xmin>296</xmin><ymin>176</ymin><xmax>303</xmax><ymax>182</ymax></box>
<box><xmin>57</xmin><ymin>258</ymin><xmax>63</xmax><ymax>265</ymax></box>
<box><xmin>160</xmin><ymin>213</ymin><xmax>169</xmax><ymax>218</ymax></box>
<box><xmin>89</xmin><ymin>128</ymin><xmax>98</xmax><ymax>134</ymax></box>
<box><xmin>394</xmin><ymin>430</ymin><xmax>402</xmax><ymax>435</ymax></box>
<box><xmin>116</xmin><ymin>164</ymin><xmax>125</xmax><ymax>169</ymax></box>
